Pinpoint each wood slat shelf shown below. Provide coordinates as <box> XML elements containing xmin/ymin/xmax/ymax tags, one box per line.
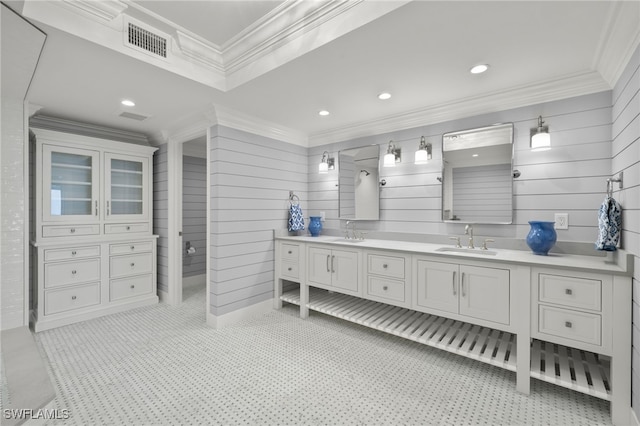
<box><xmin>281</xmin><ymin>287</ymin><xmax>612</xmax><ymax>401</ymax></box>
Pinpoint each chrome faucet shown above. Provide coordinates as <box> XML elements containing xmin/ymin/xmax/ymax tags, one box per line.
<box><xmin>345</xmin><ymin>221</ymin><xmax>358</xmax><ymax>239</ymax></box>
<box><xmin>465</xmin><ymin>224</ymin><xmax>474</xmax><ymax>249</ymax></box>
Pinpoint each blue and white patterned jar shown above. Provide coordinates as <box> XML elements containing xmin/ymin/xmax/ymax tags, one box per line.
<box><xmin>526</xmin><ymin>221</ymin><xmax>557</xmax><ymax>255</ymax></box>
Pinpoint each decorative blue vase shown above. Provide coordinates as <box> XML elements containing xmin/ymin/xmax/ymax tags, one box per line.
<box><xmin>308</xmin><ymin>216</ymin><xmax>323</xmax><ymax>237</ymax></box>
<box><xmin>526</xmin><ymin>221</ymin><xmax>557</xmax><ymax>255</ymax></box>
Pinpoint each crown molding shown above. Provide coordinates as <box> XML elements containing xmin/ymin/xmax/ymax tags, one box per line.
<box><xmin>175</xmin><ymin>30</ymin><xmax>224</xmax><ymax>74</ymax></box>
<box><xmin>308</xmin><ymin>70</ymin><xmax>610</xmax><ymax>147</ymax></box>
<box><xmin>593</xmin><ymin>1</ymin><xmax>640</xmax><ymax>87</ymax></box>
<box><xmin>60</xmin><ymin>0</ymin><xmax>128</xmax><ymax>23</ymax></box>
<box><xmin>30</xmin><ymin>115</ymin><xmax>150</xmax><ymax>145</ymax></box>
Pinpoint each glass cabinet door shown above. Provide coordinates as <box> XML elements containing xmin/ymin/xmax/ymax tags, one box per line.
<box><xmin>105</xmin><ymin>153</ymin><xmax>149</xmax><ymax>221</ymax></box>
<box><xmin>42</xmin><ymin>145</ymin><xmax>100</xmax><ymax>222</ymax></box>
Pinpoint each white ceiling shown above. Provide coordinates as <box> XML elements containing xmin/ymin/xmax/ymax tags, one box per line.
<box><xmin>6</xmin><ymin>1</ymin><xmax>640</xmax><ymax>147</ymax></box>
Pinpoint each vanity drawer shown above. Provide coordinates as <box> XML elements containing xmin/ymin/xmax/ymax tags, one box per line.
<box><xmin>42</xmin><ymin>224</ymin><xmax>100</xmax><ymax>238</ymax></box>
<box><xmin>281</xmin><ymin>261</ymin><xmax>299</xmax><ymax>279</ymax></box>
<box><xmin>110</xmin><ymin>274</ymin><xmax>153</xmax><ymax>302</ymax></box>
<box><xmin>366</xmin><ymin>276</ymin><xmax>407</xmax><ymax>304</ymax></box>
<box><xmin>44</xmin><ymin>259</ymin><xmax>101</xmax><ymax>289</ymax></box>
<box><xmin>110</xmin><ymin>241</ymin><xmax>153</xmax><ymax>255</ymax></box>
<box><xmin>104</xmin><ymin>223</ymin><xmax>149</xmax><ymax>235</ymax></box>
<box><xmin>538</xmin><ymin>305</ymin><xmax>601</xmax><ymax>346</ymax></box>
<box><xmin>44</xmin><ymin>245</ymin><xmax>100</xmax><ymax>262</ymax></box>
<box><xmin>110</xmin><ymin>253</ymin><xmax>153</xmax><ymax>278</ymax></box>
<box><xmin>45</xmin><ymin>282</ymin><xmax>101</xmax><ymax>315</ymax></box>
<box><xmin>281</xmin><ymin>243</ymin><xmax>299</xmax><ymax>261</ymax></box>
<box><xmin>538</xmin><ymin>274</ymin><xmax>601</xmax><ymax>311</ymax></box>
<box><xmin>367</xmin><ymin>254</ymin><xmax>405</xmax><ymax>279</ymax></box>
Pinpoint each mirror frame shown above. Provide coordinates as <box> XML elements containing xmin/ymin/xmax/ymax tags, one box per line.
<box><xmin>338</xmin><ymin>144</ymin><xmax>380</xmax><ymax>221</ymax></box>
<box><xmin>441</xmin><ymin>123</ymin><xmax>514</xmax><ymax>224</ymax></box>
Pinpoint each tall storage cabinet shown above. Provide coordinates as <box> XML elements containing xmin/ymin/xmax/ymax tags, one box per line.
<box><xmin>31</xmin><ymin>128</ymin><xmax>159</xmax><ymax>332</ymax></box>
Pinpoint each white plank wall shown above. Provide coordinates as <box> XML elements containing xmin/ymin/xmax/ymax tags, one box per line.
<box><xmin>612</xmin><ymin>43</ymin><xmax>640</xmax><ymax>418</ymax></box>
<box><xmin>209</xmin><ymin>125</ymin><xmax>307</xmax><ymax>316</ymax></box>
<box><xmin>152</xmin><ymin>144</ymin><xmax>169</xmax><ymax>293</ymax></box>
<box><xmin>308</xmin><ymin>91</ymin><xmax>613</xmax><ymax>243</ymax></box>
<box><xmin>182</xmin><ymin>155</ymin><xmax>206</xmax><ymax>278</ymax></box>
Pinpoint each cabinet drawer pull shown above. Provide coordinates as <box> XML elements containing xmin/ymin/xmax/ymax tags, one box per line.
<box><xmin>565</xmin><ymin>321</ymin><xmax>573</xmax><ymax>328</ymax></box>
<box><xmin>331</xmin><ymin>255</ymin><xmax>335</xmax><ymax>273</ymax></box>
<box><xmin>126</xmin><ymin>226</ymin><xmax>131</xmax><ymax>231</ymax></box>
<box><xmin>71</xmin><ymin>270</ymin><xmax>77</xmax><ymax>275</ymax></box>
<box><xmin>383</xmin><ymin>264</ymin><xmax>388</xmax><ymax>269</ymax></box>
<box><xmin>565</xmin><ymin>288</ymin><xmax>572</xmax><ymax>295</ymax></box>
<box><xmin>287</xmin><ymin>267</ymin><xmax>292</xmax><ymax>272</ymax></box>
<box><xmin>131</xmin><ymin>246</ymin><xmax>135</xmax><ymax>251</ymax></box>
<box><xmin>71</xmin><ymin>295</ymin><xmax>77</xmax><ymax>300</ymax></box>
<box><xmin>71</xmin><ymin>251</ymin><xmax>77</xmax><ymax>256</ymax></box>
<box><xmin>288</xmin><ymin>250</ymin><xmax>292</xmax><ymax>254</ymax></box>
<box><xmin>326</xmin><ymin>255</ymin><xmax>330</xmax><ymax>272</ymax></box>
<box><xmin>130</xmin><ymin>284</ymin><xmax>135</xmax><ymax>289</ymax></box>
<box><xmin>383</xmin><ymin>286</ymin><xmax>388</xmax><ymax>291</ymax></box>
<box><xmin>130</xmin><ymin>263</ymin><xmax>135</xmax><ymax>267</ymax></box>
<box><xmin>70</xmin><ymin>228</ymin><xmax>76</xmax><ymax>233</ymax></box>
<box><xmin>461</xmin><ymin>272</ymin><xmax>466</xmax><ymax>297</ymax></box>
<box><xmin>452</xmin><ymin>271</ymin><xmax>457</xmax><ymax>295</ymax></box>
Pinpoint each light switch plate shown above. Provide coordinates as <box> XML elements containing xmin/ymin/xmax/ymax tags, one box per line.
<box><xmin>554</xmin><ymin>213</ymin><xmax>569</xmax><ymax>230</ymax></box>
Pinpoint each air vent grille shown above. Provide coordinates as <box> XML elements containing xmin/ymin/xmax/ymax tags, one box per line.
<box><xmin>119</xmin><ymin>111</ymin><xmax>150</xmax><ymax>121</ymax></box>
<box><xmin>128</xmin><ymin>23</ymin><xmax>167</xmax><ymax>58</ymax></box>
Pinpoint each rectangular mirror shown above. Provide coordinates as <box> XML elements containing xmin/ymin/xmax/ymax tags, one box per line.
<box><xmin>442</xmin><ymin>123</ymin><xmax>514</xmax><ymax>224</ymax></box>
<box><xmin>338</xmin><ymin>145</ymin><xmax>380</xmax><ymax>220</ymax></box>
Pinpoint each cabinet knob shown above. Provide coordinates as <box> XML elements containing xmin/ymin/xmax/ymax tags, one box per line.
<box><xmin>130</xmin><ymin>285</ymin><xmax>135</xmax><ymax>289</ymax></box>
<box><xmin>383</xmin><ymin>286</ymin><xmax>388</xmax><ymax>291</ymax></box>
<box><xmin>126</xmin><ymin>226</ymin><xmax>131</xmax><ymax>231</ymax></box>
<box><xmin>288</xmin><ymin>250</ymin><xmax>292</xmax><ymax>254</ymax></box>
<box><xmin>382</xmin><ymin>264</ymin><xmax>388</xmax><ymax>269</ymax></box>
<box><xmin>70</xmin><ymin>228</ymin><xmax>76</xmax><ymax>233</ymax></box>
<box><xmin>130</xmin><ymin>263</ymin><xmax>135</xmax><ymax>267</ymax></box>
<box><xmin>71</xmin><ymin>295</ymin><xmax>77</xmax><ymax>300</ymax></box>
<box><xmin>71</xmin><ymin>251</ymin><xmax>77</xmax><ymax>256</ymax></box>
<box><xmin>131</xmin><ymin>246</ymin><xmax>135</xmax><ymax>251</ymax></box>
<box><xmin>565</xmin><ymin>288</ymin><xmax>572</xmax><ymax>295</ymax></box>
<box><xmin>287</xmin><ymin>267</ymin><xmax>292</xmax><ymax>271</ymax></box>
<box><xmin>565</xmin><ymin>321</ymin><xmax>572</xmax><ymax>328</ymax></box>
<box><xmin>71</xmin><ymin>270</ymin><xmax>77</xmax><ymax>275</ymax></box>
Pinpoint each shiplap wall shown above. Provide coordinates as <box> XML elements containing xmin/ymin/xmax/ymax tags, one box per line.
<box><xmin>308</xmin><ymin>91</ymin><xmax>613</xmax><ymax>243</ymax></box>
<box><xmin>612</xmin><ymin>44</ymin><xmax>640</xmax><ymax>418</ymax></box>
<box><xmin>209</xmin><ymin>125</ymin><xmax>307</xmax><ymax>316</ymax></box>
<box><xmin>182</xmin><ymin>155</ymin><xmax>206</xmax><ymax>277</ymax></box>
<box><xmin>451</xmin><ymin>163</ymin><xmax>512</xmax><ymax>223</ymax></box>
<box><xmin>152</xmin><ymin>144</ymin><xmax>169</xmax><ymax>293</ymax></box>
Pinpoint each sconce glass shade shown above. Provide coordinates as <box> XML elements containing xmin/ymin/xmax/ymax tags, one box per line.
<box><xmin>530</xmin><ymin>116</ymin><xmax>551</xmax><ymax>151</ymax></box>
<box><xmin>318</xmin><ymin>161</ymin><xmax>329</xmax><ymax>173</ymax></box>
<box><xmin>414</xmin><ymin>136</ymin><xmax>432</xmax><ymax>164</ymax></box>
<box><xmin>383</xmin><ymin>141</ymin><xmax>400</xmax><ymax>167</ymax></box>
<box><xmin>318</xmin><ymin>151</ymin><xmax>334</xmax><ymax>174</ymax></box>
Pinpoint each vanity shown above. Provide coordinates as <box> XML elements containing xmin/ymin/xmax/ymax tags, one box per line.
<box><xmin>274</xmin><ymin>235</ymin><xmax>632</xmax><ymax>425</ymax></box>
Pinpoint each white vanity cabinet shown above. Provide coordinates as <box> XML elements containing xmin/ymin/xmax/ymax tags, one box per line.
<box><xmin>413</xmin><ymin>258</ymin><xmax>510</xmax><ymax>326</ymax></box>
<box><xmin>307</xmin><ymin>246</ymin><xmax>360</xmax><ymax>296</ymax></box>
<box><xmin>31</xmin><ymin>128</ymin><xmax>158</xmax><ymax>332</ymax></box>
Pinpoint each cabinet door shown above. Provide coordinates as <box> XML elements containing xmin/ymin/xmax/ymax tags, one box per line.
<box><xmin>105</xmin><ymin>153</ymin><xmax>150</xmax><ymax>221</ymax></box>
<box><xmin>331</xmin><ymin>249</ymin><xmax>359</xmax><ymax>293</ymax></box>
<box><xmin>42</xmin><ymin>145</ymin><xmax>100</xmax><ymax>223</ymax></box>
<box><xmin>459</xmin><ymin>265</ymin><xmax>510</xmax><ymax>325</ymax></box>
<box><xmin>414</xmin><ymin>260</ymin><xmax>458</xmax><ymax>314</ymax></box>
<box><xmin>308</xmin><ymin>247</ymin><xmax>332</xmax><ymax>286</ymax></box>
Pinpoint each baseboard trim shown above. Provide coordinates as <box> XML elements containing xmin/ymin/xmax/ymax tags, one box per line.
<box><xmin>157</xmin><ymin>289</ymin><xmax>169</xmax><ymax>303</ymax></box>
<box><xmin>206</xmin><ymin>299</ymin><xmax>272</xmax><ymax>329</ymax></box>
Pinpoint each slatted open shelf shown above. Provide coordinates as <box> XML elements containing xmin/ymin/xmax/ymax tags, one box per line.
<box><xmin>281</xmin><ymin>287</ymin><xmax>612</xmax><ymax>401</ymax></box>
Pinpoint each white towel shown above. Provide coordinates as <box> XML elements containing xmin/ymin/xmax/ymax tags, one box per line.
<box><xmin>595</xmin><ymin>196</ymin><xmax>621</xmax><ymax>251</ymax></box>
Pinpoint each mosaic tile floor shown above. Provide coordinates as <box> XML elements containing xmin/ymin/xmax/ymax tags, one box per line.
<box><xmin>35</xmin><ymin>282</ymin><xmax>612</xmax><ymax>425</ymax></box>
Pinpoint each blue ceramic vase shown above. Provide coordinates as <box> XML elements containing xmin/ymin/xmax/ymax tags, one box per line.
<box><xmin>308</xmin><ymin>216</ymin><xmax>323</xmax><ymax>237</ymax></box>
<box><xmin>526</xmin><ymin>221</ymin><xmax>557</xmax><ymax>255</ymax></box>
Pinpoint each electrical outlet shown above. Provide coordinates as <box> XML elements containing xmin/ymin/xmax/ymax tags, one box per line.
<box><xmin>554</xmin><ymin>213</ymin><xmax>569</xmax><ymax>230</ymax></box>
<box><xmin>320</xmin><ymin>211</ymin><xmax>325</xmax><ymax>221</ymax></box>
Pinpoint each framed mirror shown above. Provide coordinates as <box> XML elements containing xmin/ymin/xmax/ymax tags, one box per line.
<box><xmin>441</xmin><ymin>123</ymin><xmax>514</xmax><ymax>224</ymax></box>
<box><xmin>338</xmin><ymin>145</ymin><xmax>380</xmax><ymax>220</ymax></box>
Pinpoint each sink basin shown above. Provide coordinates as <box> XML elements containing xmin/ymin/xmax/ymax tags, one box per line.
<box><xmin>328</xmin><ymin>238</ymin><xmax>366</xmax><ymax>243</ymax></box>
<box><xmin>435</xmin><ymin>247</ymin><xmax>497</xmax><ymax>256</ymax></box>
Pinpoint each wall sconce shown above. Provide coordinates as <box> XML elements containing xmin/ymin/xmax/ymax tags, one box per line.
<box><xmin>414</xmin><ymin>136</ymin><xmax>432</xmax><ymax>164</ymax></box>
<box><xmin>318</xmin><ymin>151</ymin><xmax>334</xmax><ymax>174</ymax></box>
<box><xmin>530</xmin><ymin>116</ymin><xmax>551</xmax><ymax>151</ymax></box>
<box><xmin>383</xmin><ymin>141</ymin><xmax>401</xmax><ymax>167</ymax></box>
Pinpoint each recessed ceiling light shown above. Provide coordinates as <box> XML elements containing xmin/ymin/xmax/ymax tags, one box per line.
<box><xmin>121</xmin><ymin>99</ymin><xmax>135</xmax><ymax>107</ymax></box>
<box><xmin>470</xmin><ymin>64</ymin><xmax>489</xmax><ymax>74</ymax></box>
<box><xmin>472</xmin><ymin>154</ymin><xmax>479</xmax><ymax>157</ymax></box>
<box><xmin>378</xmin><ymin>92</ymin><xmax>392</xmax><ymax>100</ymax></box>
<box><xmin>318</xmin><ymin>110</ymin><xmax>330</xmax><ymax>116</ymax></box>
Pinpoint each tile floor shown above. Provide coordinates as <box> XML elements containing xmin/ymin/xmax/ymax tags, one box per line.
<box><xmin>34</xmin><ymin>281</ymin><xmax>612</xmax><ymax>425</ymax></box>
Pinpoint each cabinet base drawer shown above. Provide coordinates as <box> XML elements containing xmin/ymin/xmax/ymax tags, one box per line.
<box><xmin>44</xmin><ymin>245</ymin><xmax>101</xmax><ymax>262</ymax></box>
<box><xmin>105</xmin><ymin>223</ymin><xmax>149</xmax><ymax>234</ymax></box>
<box><xmin>110</xmin><ymin>275</ymin><xmax>153</xmax><ymax>301</ymax></box>
<box><xmin>367</xmin><ymin>276</ymin><xmax>406</xmax><ymax>304</ymax></box>
<box><xmin>538</xmin><ymin>305</ymin><xmax>601</xmax><ymax>346</ymax></box>
<box><xmin>45</xmin><ymin>282</ymin><xmax>101</xmax><ymax>315</ymax></box>
<box><xmin>281</xmin><ymin>261</ymin><xmax>299</xmax><ymax>279</ymax></box>
<box><xmin>110</xmin><ymin>253</ymin><xmax>153</xmax><ymax>278</ymax></box>
<box><xmin>281</xmin><ymin>243</ymin><xmax>300</xmax><ymax>261</ymax></box>
<box><xmin>368</xmin><ymin>254</ymin><xmax>405</xmax><ymax>279</ymax></box>
<box><xmin>42</xmin><ymin>224</ymin><xmax>100</xmax><ymax>238</ymax></box>
<box><xmin>45</xmin><ymin>258</ymin><xmax>101</xmax><ymax>289</ymax></box>
<box><xmin>110</xmin><ymin>241</ymin><xmax>153</xmax><ymax>255</ymax></box>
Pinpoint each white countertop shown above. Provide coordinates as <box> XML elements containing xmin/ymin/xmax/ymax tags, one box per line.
<box><xmin>275</xmin><ymin>235</ymin><xmax>633</xmax><ymax>276</ymax></box>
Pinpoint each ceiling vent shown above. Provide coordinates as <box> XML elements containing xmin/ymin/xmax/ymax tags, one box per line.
<box><xmin>118</xmin><ymin>111</ymin><xmax>150</xmax><ymax>121</ymax></box>
<box><xmin>126</xmin><ymin>20</ymin><xmax>168</xmax><ymax>59</ymax></box>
